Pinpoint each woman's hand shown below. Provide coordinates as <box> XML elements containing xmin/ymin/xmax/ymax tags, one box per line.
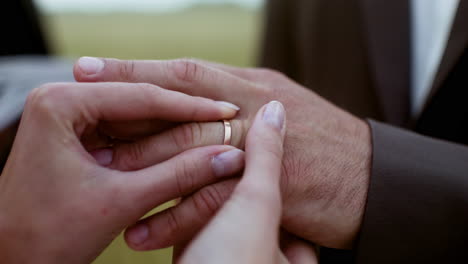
<box><xmin>74</xmin><ymin>57</ymin><xmax>372</xmax><ymax>249</ymax></box>
<box><xmin>0</xmin><ymin>81</ymin><xmax>243</xmax><ymax>263</ymax></box>
<box><xmin>172</xmin><ymin>101</ymin><xmax>317</xmax><ymax>263</ymax></box>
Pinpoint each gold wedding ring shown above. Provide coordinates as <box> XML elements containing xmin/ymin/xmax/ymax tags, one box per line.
<box><xmin>222</xmin><ymin>120</ymin><xmax>232</xmax><ymax>145</ymax></box>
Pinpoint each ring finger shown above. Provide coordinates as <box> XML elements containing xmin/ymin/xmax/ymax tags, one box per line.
<box><xmin>106</xmin><ymin>119</ymin><xmax>247</xmax><ymax>172</ymax></box>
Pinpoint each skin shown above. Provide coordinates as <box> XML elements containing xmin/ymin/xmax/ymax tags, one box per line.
<box><xmin>74</xmin><ymin>57</ymin><xmax>372</xmax><ymax>250</ymax></box>
<box><xmin>178</xmin><ymin>101</ymin><xmax>318</xmax><ymax>264</ymax></box>
<box><xmin>0</xmin><ymin>81</ymin><xmax>244</xmax><ymax>263</ymax></box>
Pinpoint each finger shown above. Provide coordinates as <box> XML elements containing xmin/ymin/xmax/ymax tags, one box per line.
<box><xmin>124</xmin><ymin>179</ymin><xmax>238</xmax><ymax>250</ymax></box>
<box><xmin>115</xmin><ymin>146</ymin><xmax>244</xmax><ymax>220</ymax></box>
<box><xmin>110</xmin><ymin>122</ymin><xmax>223</xmax><ymax>171</ymax></box>
<box><xmin>177</xmin><ymin>244</ymin><xmax>293</xmax><ymax>264</ymax></box>
<box><xmin>190</xmin><ymin>60</ymin><xmax>293</xmax><ymax>88</ymax></box>
<box><xmin>178</xmin><ymin>101</ymin><xmax>287</xmax><ymax>263</ymax></box>
<box><xmin>75</xmin><ymin>57</ymin><xmax>281</xmax><ymax>89</ymax></box>
<box><xmin>125</xmin><ymin>101</ymin><xmax>286</xmax><ymax>253</ymax></box>
<box><xmin>29</xmin><ymin>82</ymin><xmax>239</xmax><ymax>130</ymax></box>
<box><xmin>98</xmin><ymin>119</ymin><xmax>175</xmax><ymax>140</ymax></box>
<box><xmin>282</xmin><ymin>240</ymin><xmax>318</xmax><ymax>264</ymax></box>
<box><xmin>74</xmin><ymin>57</ymin><xmax>257</xmax><ymax>101</ymax></box>
<box><xmin>100</xmin><ymin>121</ymin><xmax>245</xmax><ymax>171</ymax></box>
<box><xmin>239</xmin><ymin>100</ymin><xmax>286</xmax><ymax>196</ymax></box>
<box><xmin>179</xmin><ymin>59</ymin><xmax>259</xmax><ymax>82</ymax></box>
<box><xmin>278</xmin><ymin>252</ymin><xmax>292</xmax><ymax>264</ymax></box>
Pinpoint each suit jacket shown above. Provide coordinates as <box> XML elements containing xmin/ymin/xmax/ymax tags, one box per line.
<box><xmin>260</xmin><ymin>0</ymin><xmax>468</xmax><ymax>263</ymax></box>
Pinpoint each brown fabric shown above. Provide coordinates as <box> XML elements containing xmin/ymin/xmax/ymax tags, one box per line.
<box><xmin>358</xmin><ymin>120</ymin><xmax>468</xmax><ymax>263</ymax></box>
<box><xmin>360</xmin><ymin>0</ymin><xmax>411</xmax><ymax>126</ymax></box>
<box><xmin>261</xmin><ymin>0</ymin><xmax>383</xmax><ymax>121</ymax></box>
<box><xmin>260</xmin><ymin>0</ymin><xmax>468</xmax><ymax>263</ymax></box>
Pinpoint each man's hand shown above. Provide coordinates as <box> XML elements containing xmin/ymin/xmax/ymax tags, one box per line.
<box><xmin>165</xmin><ymin>101</ymin><xmax>317</xmax><ymax>263</ymax></box>
<box><xmin>74</xmin><ymin>57</ymin><xmax>372</xmax><ymax>249</ymax></box>
<box><xmin>0</xmin><ymin>81</ymin><xmax>242</xmax><ymax>263</ymax></box>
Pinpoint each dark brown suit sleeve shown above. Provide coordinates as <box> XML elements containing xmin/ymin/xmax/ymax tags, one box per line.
<box><xmin>356</xmin><ymin>120</ymin><xmax>468</xmax><ymax>263</ymax></box>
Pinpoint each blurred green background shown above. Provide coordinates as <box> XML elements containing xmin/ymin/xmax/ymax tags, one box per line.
<box><xmin>38</xmin><ymin>1</ymin><xmax>263</xmax><ymax>263</ymax></box>
<box><xmin>42</xmin><ymin>4</ymin><xmax>262</xmax><ymax>67</ymax></box>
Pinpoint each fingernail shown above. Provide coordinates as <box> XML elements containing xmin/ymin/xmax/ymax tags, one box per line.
<box><xmin>216</xmin><ymin>101</ymin><xmax>240</xmax><ymax>111</ymax></box>
<box><xmin>262</xmin><ymin>101</ymin><xmax>285</xmax><ymax>131</ymax></box>
<box><xmin>90</xmin><ymin>148</ymin><xmax>113</xmax><ymax>166</ymax></box>
<box><xmin>78</xmin><ymin>57</ymin><xmax>105</xmax><ymax>75</ymax></box>
<box><xmin>127</xmin><ymin>224</ymin><xmax>149</xmax><ymax>246</ymax></box>
<box><xmin>212</xmin><ymin>149</ymin><xmax>245</xmax><ymax>177</ymax></box>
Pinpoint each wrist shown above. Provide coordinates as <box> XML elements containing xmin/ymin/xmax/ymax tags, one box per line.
<box><xmin>0</xmin><ymin>199</ymin><xmax>64</xmax><ymax>264</ymax></box>
<box><xmin>314</xmin><ymin>114</ymin><xmax>372</xmax><ymax>249</ymax></box>
<box><xmin>342</xmin><ymin>117</ymin><xmax>372</xmax><ymax>247</ymax></box>
<box><xmin>0</xmin><ymin>207</ymin><xmax>25</xmax><ymax>263</ymax></box>
<box><xmin>281</xmin><ymin>109</ymin><xmax>373</xmax><ymax>249</ymax></box>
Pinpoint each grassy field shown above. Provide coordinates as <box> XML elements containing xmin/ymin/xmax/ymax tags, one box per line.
<box><xmin>41</xmin><ymin>5</ymin><xmax>262</xmax><ymax>264</ymax></box>
<box><xmin>43</xmin><ymin>5</ymin><xmax>262</xmax><ymax>67</ymax></box>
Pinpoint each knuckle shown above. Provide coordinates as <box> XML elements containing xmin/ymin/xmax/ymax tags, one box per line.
<box><xmin>25</xmin><ymin>83</ymin><xmax>71</xmax><ymax>115</ymax></box>
<box><xmin>174</xmin><ymin>159</ymin><xmax>196</xmax><ymax>196</ymax></box>
<box><xmin>170</xmin><ymin>123</ymin><xmax>202</xmax><ymax>150</ymax></box>
<box><xmin>192</xmin><ymin>185</ymin><xmax>225</xmax><ymax>216</ymax></box>
<box><xmin>165</xmin><ymin>209</ymin><xmax>182</xmax><ymax>237</ymax></box>
<box><xmin>248</xmin><ymin>82</ymin><xmax>272</xmax><ymax>100</ymax></box>
<box><xmin>113</xmin><ymin>142</ymin><xmax>145</xmax><ymax>171</ymax></box>
<box><xmin>134</xmin><ymin>83</ymin><xmax>161</xmax><ymax>102</ymax></box>
<box><xmin>127</xmin><ymin>141</ymin><xmax>145</xmax><ymax>165</ymax></box>
<box><xmin>171</xmin><ymin>59</ymin><xmax>204</xmax><ymax>84</ymax></box>
<box><xmin>135</xmin><ymin>82</ymin><xmax>158</xmax><ymax>94</ymax></box>
<box><xmin>119</xmin><ymin>60</ymin><xmax>136</xmax><ymax>81</ymax></box>
<box><xmin>249</xmin><ymin>68</ymin><xmax>289</xmax><ymax>96</ymax></box>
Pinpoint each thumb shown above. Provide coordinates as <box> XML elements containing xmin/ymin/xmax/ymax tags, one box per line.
<box><xmin>179</xmin><ymin>101</ymin><xmax>286</xmax><ymax>264</ymax></box>
<box><xmin>281</xmin><ymin>234</ymin><xmax>319</xmax><ymax>264</ymax></box>
<box><xmin>283</xmin><ymin>241</ymin><xmax>318</xmax><ymax>264</ymax></box>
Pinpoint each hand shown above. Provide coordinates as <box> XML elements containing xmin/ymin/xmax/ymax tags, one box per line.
<box><xmin>175</xmin><ymin>101</ymin><xmax>317</xmax><ymax>264</ymax></box>
<box><xmin>74</xmin><ymin>57</ymin><xmax>372</xmax><ymax>249</ymax></box>
<box><xmin>0</xmin><ymin>81</ymin><xmax>244</xmax><ymax>263</ymax></box>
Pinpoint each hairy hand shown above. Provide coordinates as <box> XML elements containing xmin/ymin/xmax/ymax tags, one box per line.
<box><xmin>74</xmin><ymin>57</ymin><xmax>372</xmax><ymax>249</ymax></box>
<box><xmin>175</xmin><ymin>101</ymin><xmax>317</xmax><ymax>264</ymax></box>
